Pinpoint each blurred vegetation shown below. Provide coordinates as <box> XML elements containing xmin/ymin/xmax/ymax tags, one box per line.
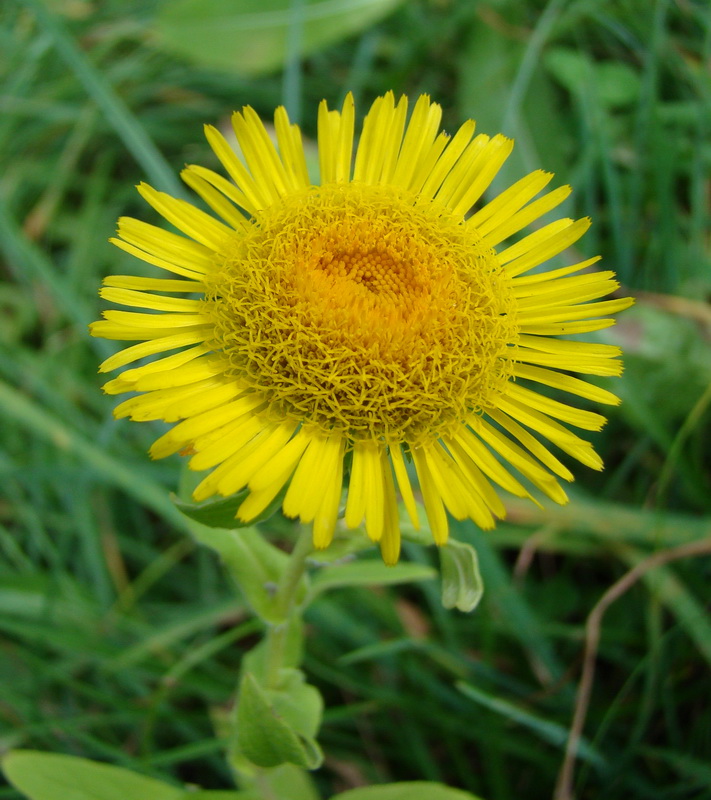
<box><xmin>1</xmin><ymin>0</ymin><xmax>710</xmax><ymax>799</ymax></box>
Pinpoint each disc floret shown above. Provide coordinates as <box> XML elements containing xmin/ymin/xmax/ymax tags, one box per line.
<box><xmin>206</xmin><ymin>183</ymin><xmax>518</xmax><ymax>444</ymax></box>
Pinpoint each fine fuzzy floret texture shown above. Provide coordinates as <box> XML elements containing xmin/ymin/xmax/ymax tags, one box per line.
<box><xmin>207</xmin><ymin>183</ymin><xmax>517</xmax><ymax>443</ymax></box>
<box><xmin>91</xmin><ymin>92</ymin><xmax>633</xmax><ymax>564</ymax></box>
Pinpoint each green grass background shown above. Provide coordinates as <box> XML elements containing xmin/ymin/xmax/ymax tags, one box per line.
<box><xmin>1</xmin><ymin>0</ymin><xmax>710</xmax><ymax>798</ymax></box>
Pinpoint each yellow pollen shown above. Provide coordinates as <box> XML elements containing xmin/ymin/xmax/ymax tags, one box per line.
<box><xmin>205</xmin><ymin>182</ymin><xmax>518</xmax><ymax>443</ymax></box>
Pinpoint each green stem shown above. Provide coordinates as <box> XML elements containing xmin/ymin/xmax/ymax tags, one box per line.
<box><xmin>264</xmin><ymin>526</ymin><xmax>314</xmax><ymax>687</ymax></box>
<box><xmin>228</xmin><ymin>527</ymin><xmax>315</xmax><ymax>784</ymax></box>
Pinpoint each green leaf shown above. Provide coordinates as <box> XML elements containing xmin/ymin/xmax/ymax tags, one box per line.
<box><xmin>1</xmin><ymin>751</ymin><xmax>183</xmax><ymax>800</ymax></box>
<box><xmin>332</xmin><ymin>782</ymin><xmax>484</xmax><ymax>800</ymax></box>
<box><xmin>456</xmin><ymin>13</ymin><xmax>574</xmax><ymax>182</ymax></box>
<box><xmin>460</xmin><ymin>522</ymin><xmax>565</xmax><ymax>683</ymax></box>
<box><xmin>174</xmin><ymin>491</ymin><xmax>248</xmax><ymax>528</ymax></box>
<box><xmin>338</xmin><ymin>637</ymin><xmax>426</xmax><ymax>666</ymax></box>
<box><xmin>235</xmin><ymin>673</ymin><xmax>323</xmax><ymax>770</ymax></box>
<box><xmin>173</xmin><ymin>490</ymin><xmax>282</xmax><ymax>530</ymax></box>
<box><xmin>262</xmin><ymin>764</ymin><xmax>320</xmax><ymax>800</ymax></box>
<box><xmin>309</xmin><ymin>559</ymin><xmax>436</xmax><ymax>599</ymax></box>
<box><xmin>233</xmin><ymin>764</ymin><xmax>319</xmax><ymax>800</ymax></box>
<box><xmin>153</xmin><ymin>0</ymin><xmax>405</xmax><ymax>77</ymax></box>
<box><xmin>183</xmin><ymin>793</ymin><xmax>255</xmax><ymax>799</ymax></box>
<box><xmin>456</xmin><ymin>682</ymin><xmax>605</xmax><ymax>768</ymax></box>
<box><xmin>594</xmin><ymin>61</ymin><xmax>642</xmax><ymax>109</ymax></box>
<box><xmin>544</xmin><ymin>47</ymin><xmax>641</xmax><ymax>109</ymax></box>
<box><xmin>543</xmin><ymin>47</ymin><xmax>594</xmax><ymax>98</ymax></box>
<box><xmin>24</xmin><ymin>0</ymin><xmax>183</xmax><ymax>196</ymax></box>
<box><xmin>187</xmin><ymin>526</ymin><xmax>308</xmax><ymax>623</ymax></box>
<box><xmin>439</xmin><ymin>540</ymin><xmax>484</xmax><ymax>613</ymax></box>
<box><xmin>268</xmin><ymin>668</ymin><xmax>323</xmax><ymax>740</ymax></box>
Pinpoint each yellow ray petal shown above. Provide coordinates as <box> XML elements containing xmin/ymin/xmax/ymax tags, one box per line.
<box><xmin>480</xmin><ymin>185</ymin><xmax>573</xmax><ymax>248</ymax></box>
<box><xmin>450</xmin><ymin>135</ymin><xmax>514</xmax><ymax>218</ymax></box>
<box><xmin>496</xmin><ymin>394</ymin><xmax>593</xmax><ymax>445</ymax></box>
<box><xmin>117</xmin><ymin>216</ymin><xmax>214</xmax><ymax>272</ymax></box>
<box><xmin>190</xmin><ymin>416</ymin><xmax>266</xmax><ymax>487</ymax></box>
<box><xmin>317</xmin><ymin>100</ymin><xmax>340</xmax><ymax>185</ymax></box>
<box><xmin>415</xmin><ymin>121</ymin><xmax>475</xmax><ymax>200</ymax></box>
<box><xmin>98</xmin><ymin>330</ymin><xmax>209</xmax><ymax>373</ymax></box>
<box><xmin>471</xmin><ymin>413</ymin><xmax>571</xmax><ymax>502</ymax></box>
<box><xmin>362</xmin><ymin>441</ymin><xmax>385</xmax><ymax>542</ymax></box>
<box><xmin>183</xmin><ymin>163</ymin><xmax>255</xmax><ymax>216</ymax></box>
<box><xmin>103</xmin><ymin>354</ymin><xmax>223</xmax><ymax>395</ymax></box>
<box><xmin>238</xmin><ymin>482</ymin><xmax>284</xmax><ymax>522</ymax></box>
<box><xmin>391</xmin><ymin>95</ymin><xmax>442</xmax><ymax>189</ymax></box>
<box><xmin>275</xmin><ymin>105</ymin><xmax>311</xmax><ymax>189</ymax></box>
<box><xmin>518</xmin><ymin>334</ymin><xmax>622</xmax><ymax>357</ymax></box>
<box><xmin>100</xmin><ymin>287</ymin><xmax>203</xmax><ymax>313</ymax></box>
<box><xmin>495</xmin><ymin>396</ymin><xmax>604</xmax><ymax>471</ymax></box>
<box><xmin>102</xmin><ymin>275</ymin><xmax>204</xmax><ymax>293</ymax></box>
<box><xmin>514</xmin><ymin>271</ymin><xmax>619</xmax><ymax>306</ymax></box>
<box><xmin>233</xmin><ymin>106</ymin><xmax>290</xmax><ymax>201</ymax></box>
<box><xmin>181</xmin><ymin>168</ymin><xmax>249</xmax><ymax>230</ymax></box>
<box><xmin>249</xmin><ymin>427</ymin><xmax>311</xmax><ymax>491</ymax></box>
<box><xmin>204</xmin><ymin>123</ymin><xmax>271</xmax><ymax>211</ymax></box>
<box><xmin>445</xmin><ymin>430</ymin><xmax>532</xmax><ymax>499</ymax></box>
<box><xmin>499</xmin><ymin>218</ymin><xmax>591</xmax><ymax>275</ymax></box>
<box><xmin>283</xmin><ymin>431</ymin><xmax>341</xmax><ymax>523</ymax></box>
<box><xmin>379</xmin><ymin>452</ymin><xmax>401</xmax><ymax>566</ymax></box>
<box><xmin>345</xmin><ymin>440</ymin><xmax>367</xmax><ymax>529</ymax></box>
<box><xmin>389</xmin><ymin>442</ymin><xmax>420</xmax><ymax>529</ymax></box>
<box><xmin>518</xmin><ymin>296</ymin><xmax>635</xmax><ymax>325</ymax></box>
<box><xmin>423</xmin><ymin>442</ymin><xmax>470</xmax><ymax>520</ymax></box>
<box><xmin>485</xmin><ymin>408</ymin><xmax>573</xmax><ymax>481</ymax></box>
<box><xmin>520</xmin><ymin>319</ymin><xmax>618</xmax><ymax>336</ymax></box>
<box><xmin>118</xmin><ymin>344</ymin><xmax>212</xmax><ymax>384</ymax></box>
<box><xmin>313</xmin><ymin>433</ymin><xmax>346</xmax><ymax>549</ymax></box>
<box><xmin>192</xmin><ymin>420</ymin><xmax>278</xmax><ymax>501</ymax></box>
<box><xmin>517</xmin><ymin>334</ymin><xmax>624</xmax><ymax>367</ymax></box>
<box><xmin>512</xmin><ymin>364</ymin><xmax>620</xmax><ymax>405</ymax></box>
<box><xmin>426</xmin><ymin>441</ymin><xmax>497</xmax><ymax>529</ymax></box>
<box><xmin>378</xmin><ymin>95</ymin><xmax>409</xmax><ymax>185</ymax></box>
<box><xmin>505</xmin><ymin>383</ymin><xmax>607</xmax><ymax>431</ymax></box>
<box><xmin>113</xmin><ymin>378</ymin><xmax>223</xmax><ymax>422</ymax></box>
<box><xmin>354</xmin><ymin>93</ymin><xmax>402</xmax><ymax>184</ymax></box>
<box><xmin>334</xmin><ymin>93</ymin><xmax>356</xmax><ymax>183</ymax></box>
<box><xmin>90</xmin><ymin>319</ymin><xmax>205</xmax><ymax>341</ymax></box>
<box><xmin>165</xmin><ymin>380</ymin><xmax>247</xmax><ymax>421</ymax></box>
<box><xmin>102</xmin><ymin>310</ymin><xmax>207</xmax><ymax>330</ymax></box>
<box><xmin>446</xmin><ymin>442</ymin><xmax>507</xmax><ymax>520</ymax></box>
<box><xmin>217</xmin><ymin>419</ymin><xmax>299</xmax><ymax>497</ymax></box>
<box><xmin>434</xmin><ymin>133</ymin><xmax>489</xmax><ymax>208</ymax></box>
<box><xmin>512</xmin><ymin>257</ymin><xmax>601</xmax><ymax>287</ymax></box>
<box><xmin>137</xmin><ymin>183</ymin><xmax>233</xmax><ymax>251</ymax></box>
<box><xmin>150</xmin><ymin>392</ymin><xmax>264</xmax><ymax>458</ymax></box>
<box><xmin>469</xmin><ymin>169</ymin><xmax>553</xmax><ymax>235</ymax></box>
<box><xmin>411</xmin><ymin>445</ymin><xmax>449</xmax><ymax>545</ymax></box>
<box><xmin>514</xmin><ymin>348</ymin><xmax>624</xmax><ymax>377</ymax></box>
<box><xmin>109</xmin><ymin>238</ymin><xmax>204</xmax><ymax>281</ymax></box>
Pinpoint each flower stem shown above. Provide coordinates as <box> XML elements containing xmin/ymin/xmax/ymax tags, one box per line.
<box><xmin>264</xmin><ymin>526</ymin><xmax>313</xmax><ymax>687</ymax></box>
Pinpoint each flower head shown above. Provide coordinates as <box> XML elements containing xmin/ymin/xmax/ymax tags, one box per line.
<box><xmin>91</xmin><ymin>93</ymin><xmax>633</xmax><ymax>564</ymax></box>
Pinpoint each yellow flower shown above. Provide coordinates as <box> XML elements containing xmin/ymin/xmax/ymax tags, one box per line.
<box><xmin>91</xmin><ymin>92</ymin><xmax>633</xmax><ymax>564</ymax></box>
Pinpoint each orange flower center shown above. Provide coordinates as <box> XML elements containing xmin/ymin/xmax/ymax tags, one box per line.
<box><xmin>206</xmin><ymin>183</ymin><xmax>518</xmax><ymax>443</ymax></box>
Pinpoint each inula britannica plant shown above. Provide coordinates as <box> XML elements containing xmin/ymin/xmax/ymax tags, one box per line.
<box><xmin>91</xmin><ymin>92</ymin><xmax>633</xmax><ymax>564</ymax></box>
